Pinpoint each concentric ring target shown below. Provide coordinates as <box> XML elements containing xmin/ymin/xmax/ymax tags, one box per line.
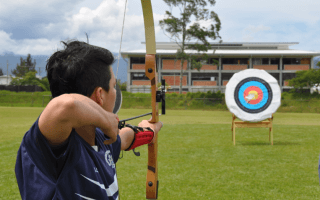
<box><xmin>235</xmin><ymin>77</ymin><xmax>272</xmax><ymax>113</ymax></box>
<box><xmin>225</xmin><ymin>69</ymin><xmax>281</xmax><ymax>122</ymax></box>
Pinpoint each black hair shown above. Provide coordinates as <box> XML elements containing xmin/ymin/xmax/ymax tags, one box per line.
<box><xmin>46</xmin><ymin>40</ymin><xmax>115</xmax><ymax>98</ymax></box>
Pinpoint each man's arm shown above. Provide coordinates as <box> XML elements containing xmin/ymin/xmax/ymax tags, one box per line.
<box><xmin>39</xmin><ymin>93</ymin><xmax>119</xmax><ymax>146</ymax></box>
<box><xmin>119</xmin><ymin>120</ymin><xmax>163</xmax><ymax>150</ymax></box>
<box><xmin>119</xmin><ymin>128</ymin><xmax>135</xmax><ymax>150</ymax></box>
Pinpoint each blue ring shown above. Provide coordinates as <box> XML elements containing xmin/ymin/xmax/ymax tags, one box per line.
<box><xmin>238</xmin><ymin>81</ymin><xmax>268</xmax><ymax>110</ymax></box>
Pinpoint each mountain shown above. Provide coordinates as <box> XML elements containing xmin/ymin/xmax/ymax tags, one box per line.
<box><xmin>112</xmin><ymin>53</ymin><xmax>128</xmax><ymax>83</ymax></box>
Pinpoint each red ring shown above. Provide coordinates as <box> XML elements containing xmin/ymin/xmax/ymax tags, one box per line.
<box><xmin>243</xmin><ymin>86</ymin><xmax>263</xmax><ymax>104</ymax></box>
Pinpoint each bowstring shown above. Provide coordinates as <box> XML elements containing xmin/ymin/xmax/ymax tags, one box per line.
<box><xmin>116</xmin><ymin>2</ymin><xmax>128</xmax><ymax>199</ymax></box>
<box><xmin>116</xmin><ymin>0</ymin><xmax>128</xmax><ymax>82</ymax></box>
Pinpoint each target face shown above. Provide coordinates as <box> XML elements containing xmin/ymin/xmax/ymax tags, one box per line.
<box><xmin>225</xmin><ymin>69</ymin><xmax>281</xmax><ymax>122</ymax></box>
<box><xmin>234</xmin><ymin>77</ymin><xmax>273</xmax><ymax>113</ymax></box>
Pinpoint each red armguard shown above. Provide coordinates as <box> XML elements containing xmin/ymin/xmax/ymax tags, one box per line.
<box><xmin>125</xmin><ymin>130</ymin><xmax>154</xmax><ymax>151</ymax></box>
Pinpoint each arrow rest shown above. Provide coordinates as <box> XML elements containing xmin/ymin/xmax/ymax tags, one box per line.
<box><xmin>156</xmin><ymin>79</ymin><xmax>166</xmax><ymax>115</ymax></box>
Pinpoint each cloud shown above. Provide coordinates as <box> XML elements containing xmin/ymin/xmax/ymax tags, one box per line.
<box><xmin>213</xmin><ymin>0</ymin><xmax>320</xmax><ymax>51</ymax></box>
<box><xmin>0</xmin><ymin>0</ymin><xmax>319</xmax><ymax>55</ymax></box>
<box><xmin>244</xmin><ymin>25</ymin><xmax>271</xmax><ymax>34</ymax></box>
<box><xmin>216</xmin><ymin>0</ymin><xmax>320</xmax><ymax>25</ymax></box>
<box><xmin>0</xmin><ymin>0</ymin><xmax>84</xmax><ymax>39</ymax></box>
<box><xmin>242</xmin><ymin>25</ymin><xmax>271</xmax><ymax>42</ymax></box>
<box><xmin>0</xmin><ymin>30</ymin><xmax>60</xmax><ymax>55</ymax></box>
<box><xmin>0</xmin><ymin>0</ymin><xmax>144</xmax><ymax>54</ymax></box>
<box><xmin>0</xmin><ymin>0</ymin><xmax>168</xmax><ymax>55</ymax></box>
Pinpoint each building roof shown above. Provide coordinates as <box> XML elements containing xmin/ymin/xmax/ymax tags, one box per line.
<box><xmin>141</xmin><ymin>42</ymin><xmax>300</xmax><ymax>50</ymax></box>
<box><xmin>121</xmin><ymin>42</ymin><xmax>320</xmax><ymax>57</ymax></box>
<box><xmin>121</xmin><ymin>49</ymin><xmax>320</xmax><ymax>57</ymax></box>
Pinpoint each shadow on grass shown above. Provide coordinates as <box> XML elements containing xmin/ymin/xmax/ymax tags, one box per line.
<box><xmin>239</xmin><ymin>141</ymin><xmax>300</xmax><ymax>146</ymax></box>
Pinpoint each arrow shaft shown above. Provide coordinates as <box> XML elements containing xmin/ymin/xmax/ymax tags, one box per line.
<box><xmin>119</xmin><ymin>112</ymin><xmax>152</xmax><ymax>123</ymax></box>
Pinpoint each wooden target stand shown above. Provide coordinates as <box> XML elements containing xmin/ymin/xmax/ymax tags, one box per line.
<box><xmin>231</xmin><ymin>114</ymin><xmax>274</xmax><ymax>145</ymax></box>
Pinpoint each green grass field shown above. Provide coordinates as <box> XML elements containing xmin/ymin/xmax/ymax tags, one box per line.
<box><xmin>1</xmin><ymin>107</ymin><xmax>320</xmax><ymax>199</ymax></box>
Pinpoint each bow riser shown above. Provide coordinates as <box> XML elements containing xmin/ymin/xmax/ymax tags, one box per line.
<box><xmin>145</xmin><ymin>54</ymin><xmax>159</xmax><ymax>199</ymax></box>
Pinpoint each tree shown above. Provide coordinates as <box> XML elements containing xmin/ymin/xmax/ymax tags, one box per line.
<box><xmin>288</xmin><ymin>69</ymin><xmax>320</xmax><ymax>93</ymax></box>
<box><xmin>159</xmin><ymin>0</ymin><xmax>222</xmax><ymax>94</ymax></box>
<box><xmin>116</xmin><ymin>79</ymin><xmax>128</xmax><ymax>91</ymax></box>
<box><xmin>38</xmin><ymin>77</ymin><xmax>50</xmax><ymax>91</ymax></box>
<box><xmin>317</xmin><ymin>61</ymin><xmax>320</xmax><ymax>68</ymax></box>
<box><xmin>10</xmin><ymin>71</ymin><xmax>50</xmax><ymax>91</ymax></box>
<box><xmin>0</xmin><ymin>68</ymin><xmax>3</xmax><ymax>76</ymax></box>
<box><xmin>11</xmin><ymin>54</ymin><xmax>36</xmax><ymax>77</ymax></box>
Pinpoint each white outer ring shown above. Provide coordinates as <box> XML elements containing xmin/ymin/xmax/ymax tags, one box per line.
<box><xmin>225</xmin><ymin>69</ymin><xmax>281</xmax><ymax>122</ymax></box>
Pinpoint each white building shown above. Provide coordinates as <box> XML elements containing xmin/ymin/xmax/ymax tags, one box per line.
<box><xmin>121</xmin><ymin>42</ymin><xmax>320</xmax><ymax>93</ymax></box>
<box><xmin>0</xmin><ymin>75</ymin><xmax>12</xmax><ymax>85</ymax></box>
<box><xmin>311</xmin><ymin>86</ymin><xmax>320</xmax><ymax>94</ymax></box>
<box><xmin>0</xmin><ymin>75</ymin><xmax>42</xmax><ymax>86</ymax></box>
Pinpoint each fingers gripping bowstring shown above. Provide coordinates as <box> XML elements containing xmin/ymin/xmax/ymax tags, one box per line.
<box><xmin>116</xmin><ymin>0</ymin><xmax>128</xmax><ymax>81</ymax></box>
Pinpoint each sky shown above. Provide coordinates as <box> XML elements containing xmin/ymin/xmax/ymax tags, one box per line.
<box><xmin>0</xmin><ymin>0</ymin><xmax>320</xmax><ymax>57</ymax></box>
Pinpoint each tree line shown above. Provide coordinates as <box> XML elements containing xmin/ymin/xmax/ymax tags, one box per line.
<box><xmin>288</xmin><ymin>62</ymin><xmax>320</xmax><ymax>94</ymax></box>
<box><xmin>0</xmin><ymin>54</ymin><xmax>50</xmax><ymax>91</ymax></box>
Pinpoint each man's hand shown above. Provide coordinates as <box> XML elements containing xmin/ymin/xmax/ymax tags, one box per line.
<box><xmin>102</xmin><ymin>114</ymin><xmax>119</xmax><ymax>145</ymax></box>
<box><xmin>138</xmin><ymin>119</ymin><xmax>163</xmax><ymax>143</ymax></box>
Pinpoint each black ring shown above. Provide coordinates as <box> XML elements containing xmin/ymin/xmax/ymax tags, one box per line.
<box><xmin>234</xmin><ymin>77</ymin><xmax>273</xmax><ymax>114</ymax></box>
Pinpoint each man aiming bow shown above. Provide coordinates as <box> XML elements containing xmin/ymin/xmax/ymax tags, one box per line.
<box><xmin>15</xmin><ymin>40</ymin><xmax>163</xmax><ymax>200</ymax></box>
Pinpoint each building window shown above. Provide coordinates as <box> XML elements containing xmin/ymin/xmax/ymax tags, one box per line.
<box><xmin>262</xmin><ymin>58</ymin><xmax>269</xmax><ymax>64</ymax></box>
<box><xmin>131</xmin><ymin>57</ymin><xmax>145</xmax><ymax>64</ymax></box>
<box><xmin>209</xmin><ymin>58</ymin><xmax>219</xmax><ymax>65</ymax></box>
<box><xmin>191</xmin><ymin>73</ymin><xmax>218</xmax><ymax>81</ymax></box>
<box><xmin>283</xmin><ymin>58</ymin><xmax>301</xmax><ymax>65</ymax></box>
<box><xmin>221</xmin><ymin>73</ymin><xmax>234</xmax><ymax>85</ymax></box>
<box><xmin>270</xmin><ymin>58</ymin><xmax>280</xmax><ymax>65</ymax></box>
<box><xmin>167</xmin><ymin>88</ymin><xmax>189</xmax><ymax>92</ymax></box>
<box><xmin>131</xmin><ymin>73</ymin><xmax>148</xmax><ymax>80</ymax></box>
<box><xmin>222</xmin><ymin>58</ymin><xmax>248</xmax><ymax>65</ymax></box>
<box><xmin>252</xmin><ymin>58</ymin><xmax>271</xmax><ymax>65</ymax></box>
<box><xmin>282</xmin><ymin>73</ymin><xmax>296</xmax><ymax>81</ymax></box>
<box><xmin>252</xmin><ymin>58</ymin><xmax>261</xmax><ymax>65</ymax></box>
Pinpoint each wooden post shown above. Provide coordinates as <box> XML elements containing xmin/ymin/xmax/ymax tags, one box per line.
<box><xmin>231</xmin><ymin>114</ymin><xmax>274</xmax><ymax>145</ymax></box>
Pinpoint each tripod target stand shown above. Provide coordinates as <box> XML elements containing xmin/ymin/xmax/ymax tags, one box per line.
<box><xmin>231</xmin><ymin>114</ymin><xmax>274</xmax><ymax>145</ymax></box>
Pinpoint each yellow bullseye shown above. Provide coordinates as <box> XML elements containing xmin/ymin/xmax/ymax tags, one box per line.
<box><xmin>248</xmin><ymin>90</ymin><xmax>259</xmax><ymax>100</ymax></box>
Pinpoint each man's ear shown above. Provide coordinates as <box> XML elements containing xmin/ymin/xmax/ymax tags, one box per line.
<box><xmin>90</xmin><ymin>87</ymin><xmax>103</xmax><ymax>106</ymax></box>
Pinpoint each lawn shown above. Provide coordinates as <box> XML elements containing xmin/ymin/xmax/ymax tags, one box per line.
<box><xmin>1</xmin><ymin>107</ymin><xmax>320</xmax><ymax>199</ymax></box>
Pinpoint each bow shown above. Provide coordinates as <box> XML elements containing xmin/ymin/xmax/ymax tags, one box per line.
<box><xmin>116</xmin><ymin>1</ymin><xmax>164</xmax><ymax>198</ymax></box>
<box><xmin>141</xmin><ymin>1</ymin><xmax>161</xmax><ymax>199</ymax></box>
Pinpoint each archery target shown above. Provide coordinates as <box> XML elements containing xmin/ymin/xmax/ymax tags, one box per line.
<box><xmin>225</xmin><ymin>69</ymin><xmax>281</xmax><ymax>122</ymax></box>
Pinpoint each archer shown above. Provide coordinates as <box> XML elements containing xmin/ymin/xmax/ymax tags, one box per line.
<box><xmin>14</xmin><ymin>40</ymin><xmax>163</xmax><ymax>200</ymax></box>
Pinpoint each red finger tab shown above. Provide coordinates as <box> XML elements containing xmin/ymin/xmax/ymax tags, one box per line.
<box><xmin>125</xmin><ymin>130</ymin><xmax>154</xmax><ymax>151</ymax></box>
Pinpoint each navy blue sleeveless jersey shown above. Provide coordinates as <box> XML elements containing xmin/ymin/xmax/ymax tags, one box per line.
<box><xmin>15</xmin><ymin>117</ymin><xmax>121</xmax><ymax>200</ymax></box>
